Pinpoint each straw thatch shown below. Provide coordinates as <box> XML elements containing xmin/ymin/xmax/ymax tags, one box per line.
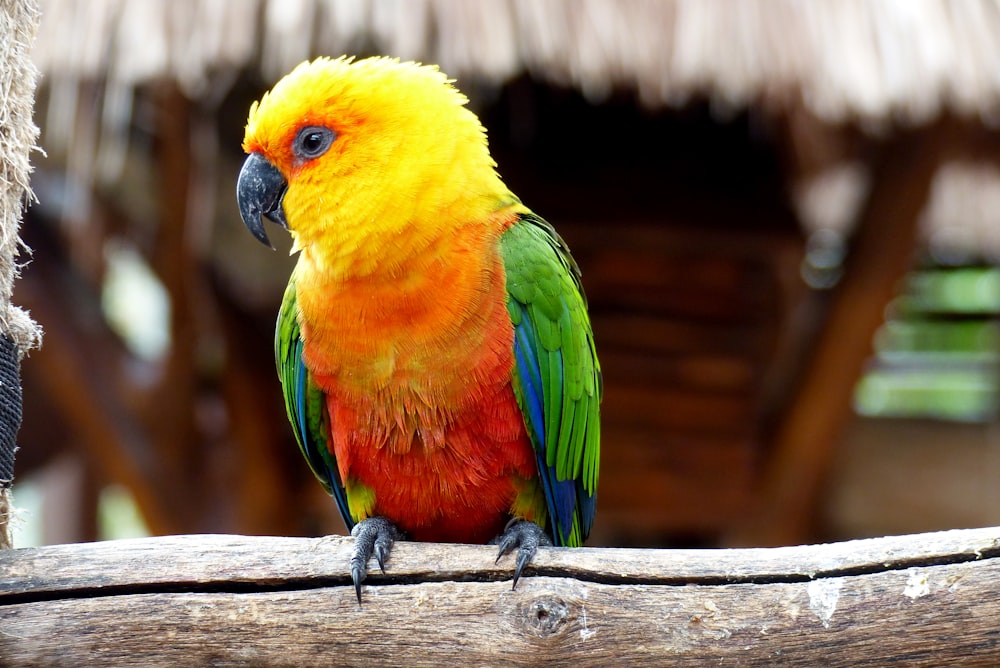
<box><xmin>32</xmin><ymin>0</ymin><xmax>1000</xmax><ymax>126</ymax></box>
<box><xmin>0</xmin><ymin>0</ymin><xmax>40</xmax><ymax>354</ymax></box>
<box><xmin>29</xmin><ymin>0</ymin><xmax>1000</xmax><ymax>262</ymax></box>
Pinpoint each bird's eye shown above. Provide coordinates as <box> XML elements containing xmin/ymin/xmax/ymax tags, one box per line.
<box><xmin>293</xmin><ymin>126</ymin><xmax>335</xmax><ymax>160</ymax></box>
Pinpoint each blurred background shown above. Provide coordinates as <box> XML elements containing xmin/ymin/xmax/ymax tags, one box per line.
<box><xmin>10</xmin><ymin>0</ymin><xmax>1000</xmax><ymax>550</ymax></box>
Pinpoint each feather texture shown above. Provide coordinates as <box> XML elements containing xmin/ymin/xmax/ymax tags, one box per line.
<box><xmin>503</xmin><ymin>213</ymin><xmax>601</xmax><ymax>546</ymax></box>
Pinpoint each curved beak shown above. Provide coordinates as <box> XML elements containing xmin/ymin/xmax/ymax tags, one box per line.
<box><xmin>236</xmin><ymin>152</ymin><xmax>288</xmax><ymax>248</ymax></box>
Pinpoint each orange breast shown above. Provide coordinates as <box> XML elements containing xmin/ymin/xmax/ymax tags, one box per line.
<box><xmin>298</xmin><ymin>214</ymin><xmax>538</xmax><ymax>542</ymax></box>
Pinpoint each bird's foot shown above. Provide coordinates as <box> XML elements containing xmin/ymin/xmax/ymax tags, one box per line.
<box><xmin>491</xmin><ymin>519</ymin><xmax>552</xmax><ymax>589</ymax></box>
<box><xmin>350</xmin><ymin>516</ymin><xmax>402</xmax><ymax>603</ymax></box>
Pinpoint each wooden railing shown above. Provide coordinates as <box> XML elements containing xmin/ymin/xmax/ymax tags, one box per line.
<box><xmin>2</xmin><ymin>528</ymin><xmax>1000</xmax><ymax>666</ymax></box>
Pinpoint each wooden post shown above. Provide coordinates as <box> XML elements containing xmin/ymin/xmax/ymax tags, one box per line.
<box><xmin>736</xmin><ymin>118</ymin><xmax>964</xmax><ymax>546</ymax></box>
<box><xmin>0</xmin><ymin>0</ymin><xmax>43</xmax><ymax>549</ymax></box>
<box><xmin>2</xmin><ymin>527</ymin><xmax>1000</xmax><ymax>665</ymax></box>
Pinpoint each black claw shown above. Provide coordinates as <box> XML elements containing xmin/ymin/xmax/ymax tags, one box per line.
<box><xmin>512</xmin><ymin>544</ymin><xmax>535</xmax><ymax>589</ymax></box>
<box><xmin>350</xmin><ymin>517</ymin><xmax>401</xmax><ymax>603</ymax></box>
<box><xmin>374</xmin><ymin>533</ymin><xmax>394</xmax><ymax>574</ymax></box>
<box><xmin>494</xmin><ymin>534</ymin><xmax>516</xmax><ymax>564</ymax></box>
<box><xmin>492</xmin><ymin>520</ymin><xmax>552</xmax><ymax>589</ymax></box>
<box><xmin>350</xmin><ymin>561</ymin><xmax>365</xmax><ymax>603</ymax></box>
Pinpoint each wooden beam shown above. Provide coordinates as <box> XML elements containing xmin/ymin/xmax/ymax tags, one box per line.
<box><xmin>736</xmin><ymin>118</ymin><xmax>963</xmax><ymax>546</ymax></box>
<box><xmin>2</xmin><ymin>528</ymin><xmax>1000</xmax><ymax>665</ymax></box>
<box><xmin>148</xmin><ymin>82</ymin><xmax>203</xmax><ymax>523</ymax></box>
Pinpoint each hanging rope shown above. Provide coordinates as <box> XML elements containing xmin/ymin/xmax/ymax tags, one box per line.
<box><xmin>0</xmin><ymin>0</ymin><xmax>43</xmax><ymax>550</ymax></box>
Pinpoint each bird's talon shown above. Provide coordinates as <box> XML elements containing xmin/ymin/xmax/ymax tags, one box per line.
<box><xmin>492</xmin><ymin>520</ymin><xmax>551</xmax><ymax>588</ymax></box>
<box><xmin>349</xmin><ymin>516</ymin><xmax>401</xmax><ymax>603</ymax></box>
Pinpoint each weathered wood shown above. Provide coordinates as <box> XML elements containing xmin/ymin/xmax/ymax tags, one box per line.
<box><xmin>2</xmin><ymin>528</ymin><xmax>1000</xmax><ymax>666</ymax></box>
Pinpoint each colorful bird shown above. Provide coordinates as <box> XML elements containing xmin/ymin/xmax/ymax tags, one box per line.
<box><xmin>236</xmin><ymin>56</ymin><xmax>600</xmax><ymax>601</ymax></box>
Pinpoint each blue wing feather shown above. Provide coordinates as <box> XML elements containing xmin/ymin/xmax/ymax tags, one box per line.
<box><xmin>512</xmin><ymin>300</ymin><xmax>577</xmax><ymax>542</ymax></box>
<box><xmin>513</xmin><ymin>310</ymin><xmax>546</xmax><ymax>445</ymax></box>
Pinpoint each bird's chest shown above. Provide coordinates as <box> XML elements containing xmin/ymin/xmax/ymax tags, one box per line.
<box><xmin>292</xmin><ymin>240</ymin><xmax>535</xmax><ymax>540</ymax></box>
<box><xmin>325</xmin><ymin>382</ymin><xmax>537</xmax><ymax>543</ymax></box>
<box><xmin>295</xmin><ymin>245</ymin><xmax>513</xmax><ymax>401</ymax></box>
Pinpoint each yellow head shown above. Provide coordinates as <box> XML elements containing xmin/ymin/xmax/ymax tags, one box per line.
<box><xmin>237</xmin><ymin>56</ymin><xmax>516</xmax><ymax>277</ymax></box>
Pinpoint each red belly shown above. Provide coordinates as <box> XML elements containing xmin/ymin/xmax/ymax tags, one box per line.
<box><xmin>328</xmin><ymin>384</ymin><xmax>537</xmax><ymax>544</ymax></box>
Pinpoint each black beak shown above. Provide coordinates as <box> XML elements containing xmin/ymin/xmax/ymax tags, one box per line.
<box><xmin>237</xmin><ymin>152</ymin><xmax>289</xmax><ymax>248</ymax></box>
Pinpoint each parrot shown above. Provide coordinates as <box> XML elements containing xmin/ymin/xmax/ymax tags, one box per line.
<box><xmin>236</xmin><ymin>56</ymin><xmax>600</xmax><ymax>601</ymax></box>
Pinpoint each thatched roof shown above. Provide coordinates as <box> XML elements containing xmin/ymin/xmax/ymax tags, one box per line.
<box><xmin>33</xmin><ymin>0</ymin><xmax>1000</xmax><ymax>125</ymax></box>
<box><xmin>29</xmin><ymin>0</ymin><xmax>1000</xmax><ymax>261</ymax></box>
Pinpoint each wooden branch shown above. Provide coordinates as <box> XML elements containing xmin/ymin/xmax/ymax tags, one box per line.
<box><xmin>3</xmin><ymin>528</ymin><xmax>1000</xmax><ymax>666</ymax></box>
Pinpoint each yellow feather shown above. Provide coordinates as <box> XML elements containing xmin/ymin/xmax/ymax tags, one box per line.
<box><xmin>243</xmin><ymin>56</ymin><xmax>521</xmax><ymax>284</ymax></box>
<box><xmin>243</xmin><ymin>56</ymin><xmax>527</xmax><ymax>404</ymax></box>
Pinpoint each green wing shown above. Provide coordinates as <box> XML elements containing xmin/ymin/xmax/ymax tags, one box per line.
<box><xmin>501</xmin><ymin>212</ymin><xmax>601</xmax><ymax>547</ymax></box>
<box><xmin>275</xmin><ymin>276</ymin><xmax>353</xmax><ymax>526</ymax></box>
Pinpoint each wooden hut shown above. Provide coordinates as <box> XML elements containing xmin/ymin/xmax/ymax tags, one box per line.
<box><xmin>15</xmin><ymin>0</ymin><xmax>1000</xmax><ymax>550</ymax></box>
